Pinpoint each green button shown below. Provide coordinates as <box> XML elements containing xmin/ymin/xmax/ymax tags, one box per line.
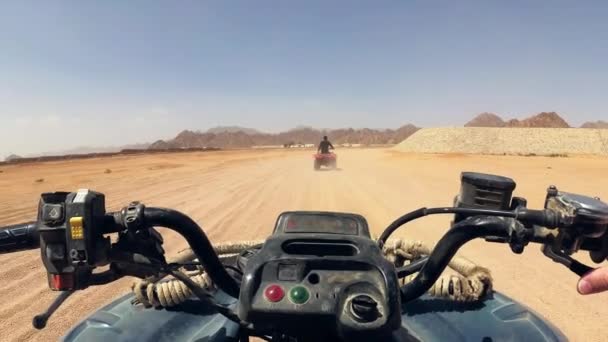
<box><xmin>289</xmin><ymin>286</ymin><xmax>309</xmax><ymax>304</ymax></box>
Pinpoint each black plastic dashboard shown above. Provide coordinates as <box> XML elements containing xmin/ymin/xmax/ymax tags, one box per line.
<box><xmin>238</xmin><ymin>211</ymin><xmax>400</xmax><ymax>340</ymax></box>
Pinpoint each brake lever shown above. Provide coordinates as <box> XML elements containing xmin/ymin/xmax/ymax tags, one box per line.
<box><xmin>541</xmin><ymin>244</ymin><xmax>594</xmax><ymax>277</ymax></box>
<box><xmin>32</xmin><ymin>290</ymin><xmax>75</xmax><ymax>329</ymax></box>
<box><xmin>31</xmin><ymin>268</ymin><xmax>126</xmax><ymax>330</ymax></box>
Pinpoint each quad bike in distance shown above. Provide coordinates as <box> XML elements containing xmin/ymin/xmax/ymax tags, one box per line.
<box><xmin>1</xmin><ymin>172</ymin><xmax>608</xmax><ymax>341</ymax></box>
<box><xmin>313</xmin><ymin>152</ymin><xmax>337</xmax><ymax>170</ymax></box>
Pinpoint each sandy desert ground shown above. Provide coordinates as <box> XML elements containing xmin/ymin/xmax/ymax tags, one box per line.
<box><xmin>1</xmin><ymin>148</ymin><xmax>607</xmax><ymax>341</ymax></box>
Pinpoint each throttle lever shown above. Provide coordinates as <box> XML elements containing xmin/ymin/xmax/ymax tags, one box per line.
<box><xmin>541</xmin><ymin>244</ymin><xmax>594</xmax><ymax>277</ymax></box>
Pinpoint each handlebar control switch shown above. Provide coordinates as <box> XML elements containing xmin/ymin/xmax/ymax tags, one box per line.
<box><xmin>42</xmin><ymin>204</ymin><xmax>64</xmax><ymax>226</ymax></box>
<box><xmin>38</xmin><ymin>190</ymin><xmax>110</xmax><ymax>291</ymax></box>
<box><xmin>544</xmin><ymin>188</ymin><xmax>608</xmax><ymax>256</ymax></box>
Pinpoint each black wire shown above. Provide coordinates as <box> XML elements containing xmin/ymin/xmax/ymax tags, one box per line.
<box><xmin>377</xmin><ymin>207</ymin><xmax>517</xmax><ymax>248</ymax></box>
<box><xmin>166</xmin><ymin>260</ymin><xmax>243</xmax><ymax>273</ymax></box>
<box><xmin>170</xmin><ymin>261</ymin><xmax>203</xmax><ymax>266</ymax></box>
<box><xmin>166</xmin><ymin>261</ymin><xmax>243</xmax><ymax>282</ymax></box>
<box><xmin>88</xmin><ymin>269</ymin><xmax>122</xmax><ymax>285</ymax></box>
<box><xmin>165</xmin><ymin>267</ymin><xmax>259</xmax><ymax>332</ymax></box>
<box><xmin>224</xmin><ymin>265</ymin><xmax>244</xmax><ymax>276</ymax></box>
<box><xmin>395</xmin><ymin>257</ymin><xmax>429</xmax><ymax>278</ymax></box>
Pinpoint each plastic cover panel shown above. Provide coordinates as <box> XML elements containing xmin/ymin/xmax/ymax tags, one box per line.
<box><xmin>62</xmin><ymin>291</ymin><xmax>566</xmax><ymax>342</ymax></box>
<box><xmin>398</xmin><ymin>292</ymin><xmax>567</xmax><ymax>342</ymax></box>
<box><xmin>61</xmin><ymin>291</ymin><xmax>239</xmax><ymax>342</ymax></box>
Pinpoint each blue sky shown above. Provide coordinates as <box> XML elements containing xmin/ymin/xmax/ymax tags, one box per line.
<box><xmin>1</xmin><ymin>1</ymin><xmax>607</xmax><ymax>156</ymax></box>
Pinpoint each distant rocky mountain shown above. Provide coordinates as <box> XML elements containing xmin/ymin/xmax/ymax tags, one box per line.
<box><xmin>465</xmin><ymin>112</ymin><xmax>570</xmax><ymax>128</ymax></box>
<box><xmin>148</xmin><ymin>140</ymin><xmax>172</xmax><ymax>150</ymax></box>
<box><xmin>506</xmin><ymin>112</ymin><xmax>570</xmax><ymax>128</ymax></box>
<box><xmin>121</xmin><ymin>142</ymin><xmax>151</xmax><ymax>150</ymax></box>
<box><xmin>148</xmin><ymin>124</ymin><xmax>420</xmax><ymax>150</ymax></box>
<box><xmin>204</xmin><ymin>126</ymin><xmax>263</xmax><ymax>135</ymax></box>
<box><xmin>24</xmin><ymin>143</ymin><xmax>151</xmax><ymax>158</ymax></box>
<box><xmin>464</xmin><ymin>113</ymin><xmax>505</xmax><ymax>127</ymax></box>
<box><xmin>581</xmin><ymin>120</ymin><xmax>608</xmax><ymax>128</ymax></box>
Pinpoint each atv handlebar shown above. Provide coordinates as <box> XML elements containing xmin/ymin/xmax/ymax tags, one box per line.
<box><xmin>2</xmin><ymin>204</ymin><xmax>604</xmax><ymax>301</ymax></box>
<box><xmin>123</xmin><ymin>204</ymin><xmax>604</xmax><ymax>303</ymax></box>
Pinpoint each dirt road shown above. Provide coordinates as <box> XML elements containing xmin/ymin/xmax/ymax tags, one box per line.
<box><xmin>1</xmin><ymin>148</ymin><xmax>607</xmax><ymax>341</ymax></box>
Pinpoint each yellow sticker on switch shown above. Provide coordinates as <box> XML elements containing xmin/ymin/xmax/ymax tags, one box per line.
<box><xmin>70</xmin><ymin>217</ymin><xmax>84</xmax><ymax>240</ymax></box>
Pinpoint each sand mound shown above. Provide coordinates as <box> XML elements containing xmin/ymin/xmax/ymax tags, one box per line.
<box><xmin>395</xmin><ymin>127</ymin><xmax>608</xmax><ymax>156</ymax></box>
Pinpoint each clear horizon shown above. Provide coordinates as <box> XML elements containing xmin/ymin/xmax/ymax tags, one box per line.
<box><xmin>2</xmin><ymin>1</ymin><xmax>608</xmax><ymax>156</ymax></box>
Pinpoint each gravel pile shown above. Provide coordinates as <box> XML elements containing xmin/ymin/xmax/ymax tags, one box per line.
<box><xmin>395</xmin><ymin>127</ymin><xmax>608</xmax><ymax>156</ymax></box>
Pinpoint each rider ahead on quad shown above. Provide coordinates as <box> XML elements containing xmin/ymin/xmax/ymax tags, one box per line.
<box><xmin>314</xmin><ymin>136</ymin><xmax>337</xmax><ymax>170</ymax></box>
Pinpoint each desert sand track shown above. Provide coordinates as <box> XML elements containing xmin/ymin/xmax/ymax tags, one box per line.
<box><xmin>1</xmin><ymin>148</ymin><xmax>607</xmax><ymax>341</ymax></box>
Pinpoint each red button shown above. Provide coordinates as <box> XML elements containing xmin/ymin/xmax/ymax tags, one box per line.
<box><xmin>264</xmin><ymin>284</ymin><xmax>285</xmax><ymax>302</ymax></box>
<box><xmin>50</xmin><ymin>273</ymin><xmax>74</xmax><ymax>290</ymax></box>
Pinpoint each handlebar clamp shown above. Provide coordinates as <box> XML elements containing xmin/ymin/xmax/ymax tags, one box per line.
<box><xmin>121</xmin><ymin>202</ymin><xmax>145</xmax><ymax>232</ymax></box>
<box><xmin>120</xmin><ymin>201</ymin><xmax>145</xmax><ymax>231</ymax></box>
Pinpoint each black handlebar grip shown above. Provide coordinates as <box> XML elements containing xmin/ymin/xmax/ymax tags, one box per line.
<box><xmin>0</xmin><ymin>222</ymin><xmax>39</xmax><ymax>253</ymax></box>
